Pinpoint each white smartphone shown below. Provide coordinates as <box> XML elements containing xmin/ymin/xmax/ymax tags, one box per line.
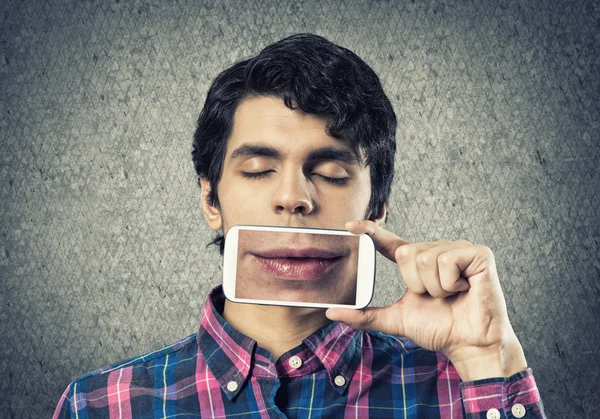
<box><xmin>222</xmin><ymin>225</ymin><xmax>376</xmax><ymax>309</ymax></box>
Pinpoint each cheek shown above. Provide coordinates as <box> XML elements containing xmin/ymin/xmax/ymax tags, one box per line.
<box><xmin>217</xmin><ymin>177</ymin><xmax>270</xmax><ymax>225</ymax></box>
<box><xmin>315</xmin><ymin>192</ymin><xmax>369</xmax><ymax>225</ymax></box>
<box><xmin>349</xmin><ymin>168</ymin><xmax>372</xmax><ymax>210</ymax></box>
<box><xmin>320</xmin><ymin>179</ymin><xmax>371</xmax><ymax>218</ymax></box>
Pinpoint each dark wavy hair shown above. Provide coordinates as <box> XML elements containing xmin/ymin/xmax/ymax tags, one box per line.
<box><xmin>192</xmin><ymin>33</ymin><xmax>397</xmax><ymax>253</ymax></box>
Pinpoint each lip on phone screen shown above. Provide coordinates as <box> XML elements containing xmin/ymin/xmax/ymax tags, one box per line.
<box><xmin>228</xmin><ymin>227</ymin><xmax>368</xmax><ymax>307</ymax></box>
<box><xmin>252</xmin><ymin>254</ymin><xmax>344</xmax><ymax>280</ymax></box>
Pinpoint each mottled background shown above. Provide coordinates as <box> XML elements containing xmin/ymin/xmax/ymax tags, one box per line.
<box><xmin>0</xmin><ymin>0</ymin><xmax>598</xmax><ymax>417</ymax></box>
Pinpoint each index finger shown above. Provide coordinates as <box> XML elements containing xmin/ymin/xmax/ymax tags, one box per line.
<box><xmin>345</xmin><ymin>220</ymin><xmax>410</xmax><ymax>262</ymax></box>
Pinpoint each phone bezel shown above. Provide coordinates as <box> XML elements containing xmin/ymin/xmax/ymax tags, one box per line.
<box><xmin>222</xmin><ymin>225</ymin><xmax>376</xmax><ymax>309</ymax></box>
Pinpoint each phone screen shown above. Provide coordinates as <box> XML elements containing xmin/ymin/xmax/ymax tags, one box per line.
<box><xmin>223</xmin><ymin>225</ymin><xmax>375</xmax><ymax>309</ymax></box>
<box><xmin>236</xmin><ymin>229</ymin><xmax>360</xmax><ymax>305</ymax></box>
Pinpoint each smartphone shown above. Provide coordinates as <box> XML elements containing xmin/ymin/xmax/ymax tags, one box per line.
<box><xmin>222</xmin><ymin>225</ymin><xmax>376</xmax><ymax>309</ymax></box>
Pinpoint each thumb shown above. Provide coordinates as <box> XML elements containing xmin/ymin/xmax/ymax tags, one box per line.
<box><xmin>325</xmin><ymin>306</ymin><xmax>403</xmax><ymax>336</ymax></box>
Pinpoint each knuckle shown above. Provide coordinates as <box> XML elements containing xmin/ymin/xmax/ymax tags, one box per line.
<box><xmin>437</xmin><ymin>253</ymin><xmax>452</xmax><ymax>265</ymax></box>
<box><xmin>416</xmin><ymin>251</ymin><xmax>435</xmax><ymax>267</ymax></box>
<box><xmin>476</xmin><ymin>244</ymin><xmax>492</xmax><ymax>256</ymax></box>
<box><xmin>395</xmin><ymin>245</ymin><xmax>413</xmax><ymax>260</ymax></box>
<box><xmin>456</xmin><ymin>239</ymin><xmax>472</xmax><ymax>246</ymax></box>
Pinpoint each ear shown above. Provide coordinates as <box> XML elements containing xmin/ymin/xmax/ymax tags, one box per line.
<box><xmin>199</xmin><ymin>177</ymin><xmax>223</xmax><ymax>231</ymax></box>
<box><xmin>370</xmin><ymin>202</ymin><xmax>388</xmax><ymax>226</ymax></box>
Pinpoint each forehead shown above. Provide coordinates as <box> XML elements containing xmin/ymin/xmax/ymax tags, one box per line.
<box><xmin>226</xmin><ymin>96</ymin><xmax>352</xmax><ymax>155</ymax></box>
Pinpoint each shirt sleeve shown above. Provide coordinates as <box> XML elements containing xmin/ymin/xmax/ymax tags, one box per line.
<box><xmin>52</xmin><ymin>384</ymin><xmax>73</xmax><ymax>419</ymax></box>
<box><xmin>460</xmin><ymin>368</ymin><xmax>546</xmax><ymax>418</ymax></box>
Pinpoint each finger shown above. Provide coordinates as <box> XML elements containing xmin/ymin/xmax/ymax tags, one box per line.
<box><xmin>438</xmin><ymin>244</ymin><xmax>497</xmax><ymax>289</ymax></box>
<box><xmin>416</xmin><ymin>241</ymin><xmax>472</xmax><ymax>297</ymax></box>
<box><xmin>415</xmin><ymin>245</ymin><xmax>454</xmax><ymax>298</ymax></box>
<box><xmin>345</xmin><ymin>220</ymin><xmax>409</xmax><ymax>262</ymax></box>
<box><xmin>395</xmin><ymin>241</ymin><xmax>454</xmax><ymax>294</ymax></box>
<box><xmin>325</xmin><ymin>306</ymin><xmax>402</xmax><ymax>336</ymax></box>
<box><xmin>395</xmin><ymin>244</ymin><xmax>427</xmax><ymax>294</ymax></box>
<box><xmin>437</xmin><ymin>242</ymin><xmax>474</xmax><ymax>293</ymax></box>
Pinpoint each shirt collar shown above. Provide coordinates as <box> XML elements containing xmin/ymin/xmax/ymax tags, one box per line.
<box><xmin>197</xmin><ymin>285</ymin><xmax>256</xmax><ymax>400</ymax></box>
<box><xmin>301</xmin><ymin>320</ymin><xmax>361</xmax><ymax>394</ymax></box>
<box><xmin>197</xmin><ymin>285</ymin><xmax>362</xmax><ymax>398</ymax></box>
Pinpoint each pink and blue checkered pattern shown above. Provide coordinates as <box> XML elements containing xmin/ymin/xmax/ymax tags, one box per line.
<box><xmin>53</xmin><ymin>286</ymin><xmax>545</xmax><ymax>418</ymax></box>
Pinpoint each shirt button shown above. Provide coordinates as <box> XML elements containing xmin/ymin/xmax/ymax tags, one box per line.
<box><xmin>226</xmin><ymin>381</ymin><xmax>238</xmax><ymax>392</ymax></box>
<box><xmin>289</xmin><ymin>355</ymin><xmax>303</xmax><ymax>369</ymax></box>
<box><xmin>512</xmin><ymin>403</ymin><xmax>526</xmax><ymax>418</ymax></box>
<box><xmin>486</xmin><ymin>408</ymin><xmax>501</xmax><ymax>419</ymax></box>
<box><xmin>334</xmin><ymin>375</ymin><xmax>346</xmax><ymax>387</ymax></box>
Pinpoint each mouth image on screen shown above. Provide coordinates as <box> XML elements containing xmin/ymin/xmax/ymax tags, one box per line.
<box><xmin>235</xmin><ymin>230</ymin><xmax>359</xmax><ymax>305</ymax></box>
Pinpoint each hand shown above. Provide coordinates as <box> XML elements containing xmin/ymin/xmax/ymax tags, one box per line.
<box><xmin>325</xmin><ymin>220</ymin><xmax>527</xmax><ymax>381</ymax></box>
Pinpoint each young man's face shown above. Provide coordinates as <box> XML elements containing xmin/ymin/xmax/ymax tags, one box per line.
<box><xmin>200</xmin><ymin>95</ymin><xmax>382</xmax><ymax>300</ymax></box>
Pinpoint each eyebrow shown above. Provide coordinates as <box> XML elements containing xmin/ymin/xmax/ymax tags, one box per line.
<box><xmin>229</xmin><ymin>144</ymin><xmax>362</xmax><ymax>165</ymax></box>
<box><xmin>229</xmin><ymin>144</ymin><xmax>281</xmax><ymax>160</ymax></box>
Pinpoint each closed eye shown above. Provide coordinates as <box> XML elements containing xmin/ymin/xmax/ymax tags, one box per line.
<box><xmin>242</xmin><ymin>171</ymin><xmax>348</xmax><ymax>185</ymax></box>
<box><xmin>314</xmin><ymin>174</ymin><xmax>349</xmax><ymax>185</ymax></box>
<box><xmin>241</xmin><ymin>170</ymin><xmax>274</xmax><ymax>179</ymax></box>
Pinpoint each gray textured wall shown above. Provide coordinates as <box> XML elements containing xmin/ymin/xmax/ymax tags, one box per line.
<box><xmin>1</xmin><ymin>0</ymin><xmax>598</xmax><ymax>417</ymax></box>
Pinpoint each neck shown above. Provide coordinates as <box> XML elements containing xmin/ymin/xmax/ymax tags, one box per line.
<box><xmin>222</xmin><ymin>300</ymin><xmax>330</xmax><ymax>360</ymax></box>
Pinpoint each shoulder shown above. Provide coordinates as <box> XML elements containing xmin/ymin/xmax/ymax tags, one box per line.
<box><xmin>78</xmin><ymin>332</ymin><xmax>197</xmax><ymax>382</ymax></box>
<box><xmin>58</xmin><ymin>332</ymin><xmax>199</xmax><ymax>408</ymax></box>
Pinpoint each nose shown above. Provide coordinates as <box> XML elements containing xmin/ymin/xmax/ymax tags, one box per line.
<box><xmin>272</xmin><ymin>169</ymin><xmax>315</xmax><ymax>216</ymax></box>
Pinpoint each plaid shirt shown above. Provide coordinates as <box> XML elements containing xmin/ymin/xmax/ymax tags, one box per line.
<box><xmin>54</xmin><ymin>286</ymin><xmax>545</xmax><ymax>418</ymax></box>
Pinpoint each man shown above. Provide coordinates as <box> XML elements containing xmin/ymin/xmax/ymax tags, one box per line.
<box><xmin>54</xmin><ymin>33</ymin><xmax>546</xmax><ymax>418</ymax></box>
